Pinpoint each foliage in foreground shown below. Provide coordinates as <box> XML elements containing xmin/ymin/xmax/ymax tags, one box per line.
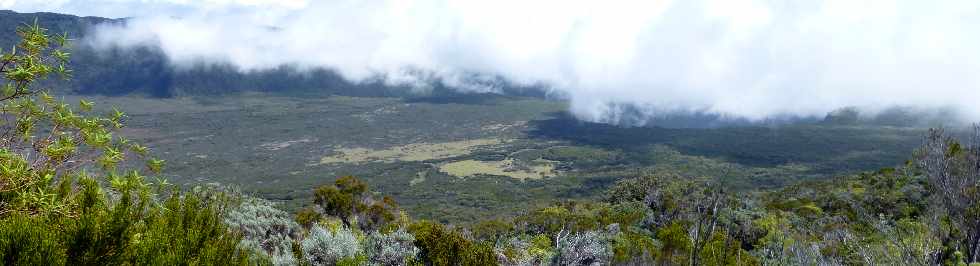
<box><xmin>0</xmin><ymin>187</ymin><xmax>250</xmax><ymax>265</ymax></box>
<box><xmin>0</xmin><ymin>21</ymin><xmax>251</xmax><ymax>264</ymax></box>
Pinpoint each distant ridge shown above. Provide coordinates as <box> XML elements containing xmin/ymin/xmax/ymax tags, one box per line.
<box><xmin>0</xmin><ymin>10</ymin><xmax>116</xmax><ymax>48</ymax></box>
<box><xmin>0</xmin><ymin>10</ymin><xmax>553</xmax><ymax>99</ymax></box>
<box><xmin>0</xmin><ymin>10</ymin><xmax>437</xmax><ymax>98</ymax></box>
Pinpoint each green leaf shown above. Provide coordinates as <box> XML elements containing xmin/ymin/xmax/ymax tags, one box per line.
<box><xmin>147</xmin><ymin>158</ymin><xmax>165</xmax><ymax>174</ymax></box>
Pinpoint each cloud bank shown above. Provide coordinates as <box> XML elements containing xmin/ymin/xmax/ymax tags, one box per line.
<box><xmin>9</xmin><ymin>0</ymin><xmax>980</xmax><ymax>124</ymax></box>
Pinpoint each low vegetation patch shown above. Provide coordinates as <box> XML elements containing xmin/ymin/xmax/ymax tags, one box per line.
<box><xmin>439</xmin><ymin>158</ymin><xmax>557</xmax><ymax>180</ymax></box>
<box><xmin>317</xmin><ymin>138</ymin><xmax>505</xmax><ymax>164</ymax></box>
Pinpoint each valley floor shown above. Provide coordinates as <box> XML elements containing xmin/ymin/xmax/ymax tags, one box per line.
<box><xmin>71</xmin><ymin>92</ymin><xmax>924</xmax><ymax>222</ymax></box>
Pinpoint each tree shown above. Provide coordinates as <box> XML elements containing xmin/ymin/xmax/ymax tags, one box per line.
<box><xmin>313</xmin><ymin>175</ymin><xmax>398</xmax><ymax>231</ymax></box>
<box><xmin>314</xmin><ymin>176</ymin><xmax>366</xmax><ymax>227</ymax></box>
<box><xmin>686</xmin><ymin>186</ymin><xmax>725</xmax><ymax>266</ymax></box>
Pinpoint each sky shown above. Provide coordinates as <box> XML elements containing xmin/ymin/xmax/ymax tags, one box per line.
<box><xmin>4</xmin><ymin>0</ymin><xmax>980</xmax><ymax>124</ymax></box>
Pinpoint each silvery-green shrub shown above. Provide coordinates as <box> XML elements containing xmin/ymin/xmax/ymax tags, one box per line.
<box><xmin>554</xmin><ymin>231</ymin><xmax>611</xmax><ymax>266</ymax></box>
<box><xmin>364</xmin><ymin>229</ymin><xmax>419</xmax><ymax>265</ymax></box>
<box><xmin>496</xmin><ymin>233</ymin><xmax>555</xmax><ymax>266</ymax></box>
<box><xmin>302</xmin><ymin>225</ymin><xmax>363</xmax><ymax>266</ymax></box>
<box><xmin>225</xmin><ymin>197</ymin><xmax>302</xmax><ymax>265</ymax></box>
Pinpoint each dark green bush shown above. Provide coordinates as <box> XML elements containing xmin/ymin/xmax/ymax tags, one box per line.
<box><xmin>409</xmin><ymin>220</ymin><xmax>497</xmax><ymax>266</ymax></box>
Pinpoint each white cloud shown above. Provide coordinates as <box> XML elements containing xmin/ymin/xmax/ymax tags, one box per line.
<box><xmin>4</xmin><ymin>0</ymin><xmax>307</xmax><ymax>18</ymax></box>
<box><xmin>10</xmin><ymin>0</ymin><xmax>980</xmax><ymax>124</ymax></box>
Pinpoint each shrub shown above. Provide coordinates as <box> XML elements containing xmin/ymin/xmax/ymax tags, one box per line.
<box><xmin>296</xmin><ymin>207</ymin><xmax>322</xmax><ymax>229</ymax></box>
<box><xmin>0</xmin><ymin>185</ymin><xmax>252</xmax><ymax>265</ymax></box>
<box><xmin>554</xmin><ymin>231</ymin><xmax>611</xmax><ymax>266</ymax></box>
<box><xmin>301</xmin><ymin>225</ymin><xmax>363</xmax><ymax>266</ymax></box>
<box><xmin>0</xmin><ymin>213</ymin><xmax>67</xmax><ymax>265</ymax></box>
<box><xmin>122</xmin><ymin>189</ymin><xmax>250</xmax><ymax>265</ymax></box>
<box><xmin>409</xmin><ymin>220</ymin><xmax>497</xmax><ymax>266</ymax></box>
<box><xmin>494</xmin><ymin>234</ymin><xmax>554</xmax><ymax>266</ymax></box>
<box><xmin>364</xmin><ymin>229</ymin><xmax>420</xmax><ymax>265</ymax></box>
<box><xmin>225</xmin><ymin>197</ymin><xmax>301</xmax><ymax>265</ymax></box>
<box><xmin>611</xmin><ymin>230</ymin><xmax>658</xmax><ymax>264</ymax></box>
<box><xmin>655</xmin><ymin>221</ymin><xmax>691</xmax><ymax>265</ymax></box>
<box><xmin>472</xmin><ymin>218</ymin><xmax>514</xmax><ymax>242</ymax></box>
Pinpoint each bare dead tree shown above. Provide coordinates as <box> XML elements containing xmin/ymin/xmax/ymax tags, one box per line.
<box><xmin>969</xmin><ymin>124</ymin><xmax>980</xmax><ymax>262</ymax></box>
<box><xmin>688</xmin><ymin>185</ymin><xmax>724</xmax><ymax>266</ymax></box>
<box><xmin>643</xmin><ymin>183</ymin><xmax>682</xmax><ymax>228</ymax></box>
<box><xmin>918</xmin><ymin>125</ymin><xmax>980</xmax><ymax>263</ymax></box>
